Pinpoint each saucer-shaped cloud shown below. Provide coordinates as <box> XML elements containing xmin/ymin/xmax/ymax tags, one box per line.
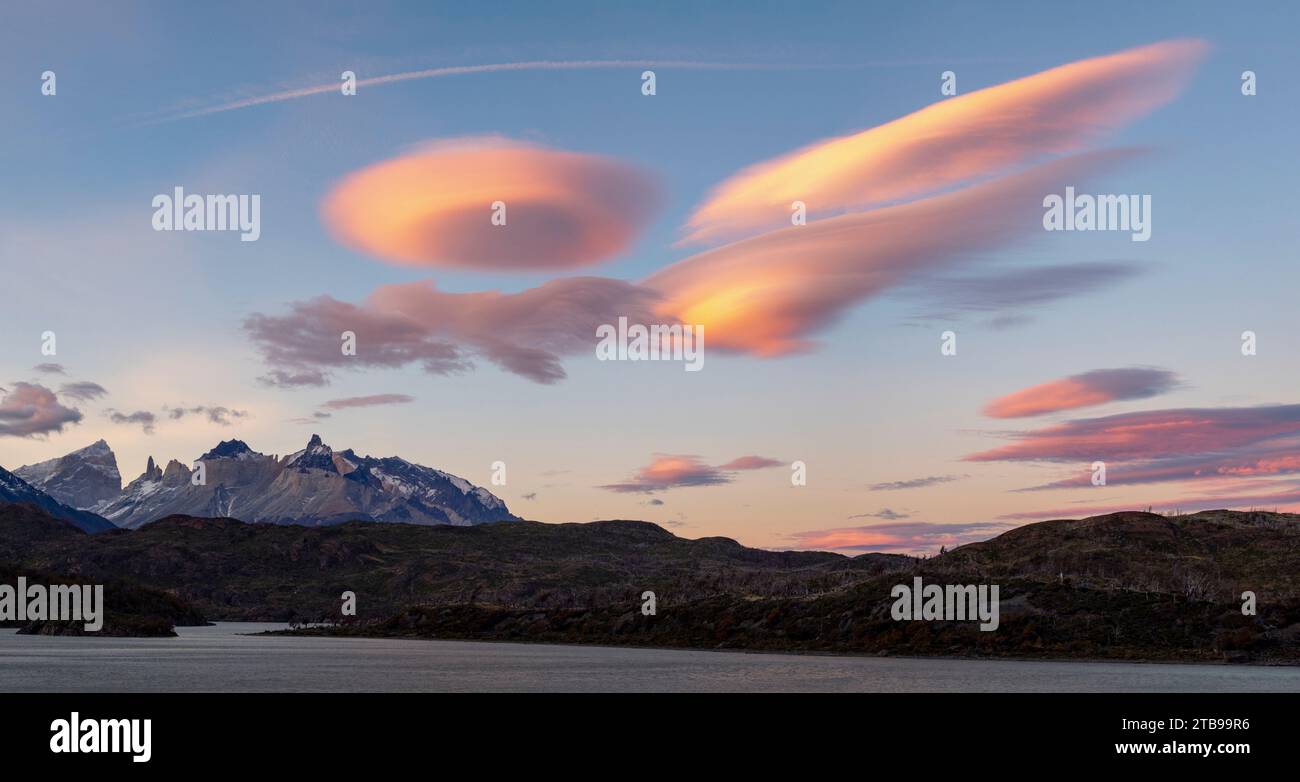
<box><xmin>600</xmin><ymin>453</ymin><xmax>783</xmax><ymax>493</ymax></box>
<box><xmin>983</xmin><ymin>368</ymin><xmax>1178</xmax><ymax>418</ymax></box>
<box><xmin>646</xmin><ymin>149</ymin><xmax>1134</xmax><ymax>356</ymax></box>
<box><xmin>322</xmin><ymin>137</ymin><xmax>661</xmax><ymax>270</ymax></box>
<box><xmin>682</xmin><ymin>39</ymin><xmax>1205</xmax><ymax>244</ymax></box>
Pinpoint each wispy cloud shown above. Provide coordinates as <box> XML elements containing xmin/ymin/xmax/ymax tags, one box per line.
<box><xmin>869</xmin><ymin>474</ymin><xmax>965</xmax><ymax>491</ymax></box>
<box><xmin>32</xmin><ymin>363</ymin><xmax>65</xmax><ymax>375</ymax></box>
<box><xmin>717</xmin><ymin>455</ymin><xmax>784</xmax><ymax>470</ymax></box>
<box><xmin>257</xmin><ymin>369</ymin><xmax>329</xmax><ymax>389</ymax></box>
<box><xmin>247</xmin><ymin>41</ymin><xmax>1202</xmax><ymax>382</ymax></box>
<box><xmin>983</xmin><ymin>367</ymin><xmax>1180</xmax><ymax>419</ymax></box>
<box><xmin>138</xmin><ymin>60</ymin><xmax>910</xmax><ymax>124</ymax></box>
<box><xmin>600</xmin><ymin>453</ymin><xmax>782</xmax><ymax>493</ymax></box>
<box><xmin>848</xmin><ymin>508</ymin><xmax>911</xmax><ymax>520</ymax></box>
<box><xmin>900</xmin><ymin>261</ymin><xmax>1143</xmax><ymax>324</ymax></box>
<box><xmin>58</xmin><ymin>381</ymin><xmax>108</xmax><ymax>401</ymax></box>
<box><xmin>967</xmin><ymin>403</ymin><xmax>1300</xmax><ymax>463</ymax></box>
<box><xmin>789</xmin><ymin>520</ymin><xmax>1013</xmax><ymax>554</ymax></box>
<box><xmin>1001</xmin><ymin>480</ymin><xmax>1300</xmax><ymax>520</ymax></box>
<box><xmin>682</xmin><ymin>40</ymin><xmax>1206</xmax><ymax>244</ymax></box>
<box><xmin>320</xmin><ymin>394</ymin><xmax>415</xmax><ymax>410</ymax></box>
<box><xmin>645</xmin><ymin>149</ymin><xmax>1140</xmax><ymax>356</ymax></box>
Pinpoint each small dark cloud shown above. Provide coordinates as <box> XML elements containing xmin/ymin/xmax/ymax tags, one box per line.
<box><xmin>167</xmin><ymin>405</ymin><xmax>249</xmax><ymax>426</ymax></box>
<box><xmin>320</xmin><ymin>394</ymin><xmax>415</xmax><ymax>411</ymax></box>
<box><xmin>521</xmin><ymin>492</ymin><xmax>537</xmax><ymax>500</ymax></box>
<box><xmin>257</xmin><ymin>369</ymin><xmax>330</xmax><ymax>388</ymax></box>
<box><xmin>869</xmin><ymin>474</ymin><xmax>965</xmax><ymax>491</ymax></box>
<box><xmin>58</xmin><ymin>381</ymin><xmax>108</xmax><ymax>401</ymax></box>
<box><xmin>106</xmin><ymin>409</ymin><xmax>157</xmax><ymax>434</ymax></box>
<box><xmin>848</xmin><ymin>508</ymin><xmax>910</xmax><ymax>520</ymax></box>
<box><xmin>902</xmin><ymin>261</ymin><xmax>1143</xmax><ymax>323</ymax></box>
<box><xmin>717</xmin><ymin>455</ymin><xmax>783</xmax><ymax>470</ymax></box>
<box><xmin>287</xmin><ymin>411</ymin><xmax>333</xmax><ymax>425</ymax></box>
<box><xmin>33</xmin><ymin>363</ymin><xmax>66</xmax><ymax>375</ymax></box>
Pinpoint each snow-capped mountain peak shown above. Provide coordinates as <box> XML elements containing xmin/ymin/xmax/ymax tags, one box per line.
<box><xmin>14</xmin><ymin>439</ymin><xmax>123</xmax><ymax>510</ymax></box>
<box><xmin>67</xmin><ymin>436</ymin><xmax>518</xmax><ymax>529</ymax></box>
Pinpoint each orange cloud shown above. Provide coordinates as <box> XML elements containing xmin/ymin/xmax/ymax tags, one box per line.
<box><xmin>789</xmin><ymin>521</ymin><xmax>1015</xmax><ymax>554</ymax></box>
<box><xmin>645</xmin><ymin>150</ymin><xmax>1135</xmax><ymax>356</ymax></box>
<box><xmin>1001</xmin><ymin>480</ymin><xmax>1300</xmax><ymax>521</ymax></box>
<box><xmin>967</xmin><ymin>404</ymin><xmax>1300</xmax><ymax>464</ymax></box>
<box><xmin>983</xmin><ymin>368</ymin><xmax>1178</xmax><ymax>418</ymax></box>
<box><xmin>322</xmin><ymin>137</ymin><xmax>660</xmax><ymax>270</ymax></box>
<box><xmin>600</xmin><ymin>453</ymin><xmax>783</xmax><ymax>493</ymax></box>
<box><xmin>682</xmin><ymin>39</ymin><xmax>1205</xmax><ymax>245</ymax></box>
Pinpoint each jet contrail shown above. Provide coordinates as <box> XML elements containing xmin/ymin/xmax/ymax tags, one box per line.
<box><xmin>135</xmin><ymin>58</ymin><xmax>1010</xmax><ymax>125</ymax></box>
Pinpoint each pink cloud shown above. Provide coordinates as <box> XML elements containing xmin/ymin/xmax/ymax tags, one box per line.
<box><xmin>645</xmin><ymin>149</ymin><xmax>1137</xmax><ymax>356</ymax></box>
<box><xmin>250</xmin><ymin>42</ymin><xmax>1203</xmax><ymax>384</ymax></box>
<box><xmin>0</xmin><ymin>382</ymin><xmax>83</xmax><ymax>438</ymax></box>
<box><xmin>322</xmin><ymin>137</ymin><xmax>661</xmax><ymax>271</ymax></box>
<box><xmin>1018</xmin><ymin>438</ymin><xmax>1300</xmax><ymax>491</ymax></box>
<box><xmin>1001</xmin><ymin>480</ymin><xmax>1300</xmax><ymax>521</ymax></box>
<box><xmin>682</xmin><ymin>39</ymin><xmax>1205</xmax><ymax>245</ymax></box>
<box><xmin>789</xmin><ymin>520</ymin><xmax>1015</xmax><ymax>555</ymax></box>
<box><xmin>966</xmin><ymin>404</ymin><xmax>1300</xmax><ymax>464</ymax></box>
<box><xmin>601</xmin><ymin>453</ymin><xmax>783</xmax><ymax>493</ymax></box>
<box><xmin>983</xmin><ymin>367</ymin><xmax>1178</xmax><ymax>418</ymax></box>
<box><xmin>245</xmin><ymin>277</ymin><xmax>657</xmax><ymax>385</ymax></box>
<box><xmin>717</xmin><ymin>455</ymin><xmax>784</xmax><ymax>470</ymax></box>
<box><xmin>320</xmin><ymin>394</ymin><xmax>415</xmax><ymax>410</ymax></box>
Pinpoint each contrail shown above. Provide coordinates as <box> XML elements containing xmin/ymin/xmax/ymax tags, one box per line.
<box><xmin>133</xmin><ymin>58</ymin><xmax>1009</xmax><ymax>125</ymax></box>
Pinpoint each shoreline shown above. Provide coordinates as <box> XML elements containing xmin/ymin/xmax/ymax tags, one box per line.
<box><xmin>249</xmin><ymin>624</ymin><xmax>1300</xmax><ymax>668</ymax></box>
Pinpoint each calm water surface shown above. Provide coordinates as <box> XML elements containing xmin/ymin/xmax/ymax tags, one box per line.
<box><xmin>3</xmin><ymin>623</ymin><xmax>1299</xmax><ymax>692</ymax></box>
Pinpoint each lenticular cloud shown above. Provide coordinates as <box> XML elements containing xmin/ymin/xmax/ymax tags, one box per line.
<box><xmin>982</xmin><ymin>368</ymin><xmax>1179</xmax><ymax>418</ymax></box>
<box><xmin>322</xmin><ymin>137</ymin><xmax>661</xmax><ymax>271</ymax></box>
<box><xmin>681</xmin><ymin>39</ymin><xmax>1206</xmax><ymax>245</ymax></box>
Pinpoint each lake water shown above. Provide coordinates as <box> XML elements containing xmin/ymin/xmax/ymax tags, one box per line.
<box><xmin>3</xmin><ymin>623</ymin><xmax>1299</xmax><ymax>692</ymax></box>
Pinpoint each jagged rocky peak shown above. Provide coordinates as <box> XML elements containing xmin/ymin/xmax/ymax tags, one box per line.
<box><xmin>144</xmin><ymin>456</ymin><xmax>162</xmax><ymax>482</ymax></box>
<box><xmin>200</xmin><ymin>439</ymin><xmax>259</xmax><ymax>460</ymax></box>
<box><xmin>13</xmin><ymin>439</ymin><xmax>123</xmax><ymax>510</ymax></box>
<box><xmin>162</xmin><ymin>459</ymin><xmax>192</xmax><ymax>484</ymax></box>
<box><xmin>88</xmin><ymin>434</ymin><xmax>517</xmax><ymax>529</ymax></box>
<box><xmin>286</xmin><ymin>434</ymin><xmax>339</xmax><ymax>473</ymax></box>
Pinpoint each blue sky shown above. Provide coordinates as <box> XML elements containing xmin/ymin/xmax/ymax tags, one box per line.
<box><xmin>2</xmin><ymin>2</ymin><xmax>1299</xmax><ymax>552</ymax></box>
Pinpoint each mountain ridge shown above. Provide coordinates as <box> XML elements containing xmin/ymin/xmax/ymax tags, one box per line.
<box><xmin>3</xmin><ymin>502</ymin><xmax>1299</xmax><ymax>660</ymax></box>
<box><xmin>14</xmin><ymin>439</ymin><xmax>121</xmax><ymax>510</ymax></box>
<box><xmin>0</xmin><ymin>465</ymin><xmax>115</xmax><ymax>533</ymax></box>
<box><xmin>6</xmin><ymin>434</ymin><xmax>517</xmax><ymax>530</ymax></box>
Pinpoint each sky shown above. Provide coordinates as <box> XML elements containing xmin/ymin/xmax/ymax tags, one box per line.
<box><xmin>2</xmin><ymin>1</ymin><xmax>1299</xmax><ymax>555</ymax></box>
